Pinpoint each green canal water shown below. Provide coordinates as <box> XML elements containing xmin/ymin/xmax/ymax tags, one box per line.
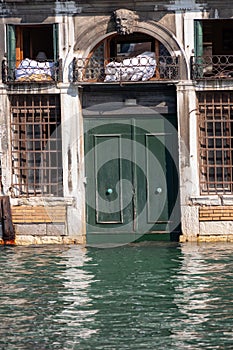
<box><xmin>0</xmin><ymin>242</ymin><xmax>233</xmax><ymax>350</ymax></box>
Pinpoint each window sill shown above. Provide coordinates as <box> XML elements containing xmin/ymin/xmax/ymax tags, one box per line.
<box><xmin>190</xmin><ymin>195</ymin><xmax>233</xmax><ymax>206</ymax></box>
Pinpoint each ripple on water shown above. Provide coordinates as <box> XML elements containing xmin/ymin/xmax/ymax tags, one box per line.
<box><xmin>0</xmin><ymin>242</ymin><xmax>233</xmax><ymax>349</ymax></box>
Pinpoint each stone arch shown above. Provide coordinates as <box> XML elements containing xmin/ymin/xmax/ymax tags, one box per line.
<box><xmin>74</xmin><ymin>18</ymin><xmax>188</xmax><ymax>79</ymax></box>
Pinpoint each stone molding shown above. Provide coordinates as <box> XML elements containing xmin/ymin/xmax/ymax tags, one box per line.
<box><xmin>74</xmin><ymin>15</ymin><xmax>188</xmax><ymax>79</ymax></box>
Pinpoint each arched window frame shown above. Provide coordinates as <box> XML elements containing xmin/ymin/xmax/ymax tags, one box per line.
<box><xmin>74</xmin><ymin>33</ymin><xmax>179</xmax><ymax>83</ymax></box>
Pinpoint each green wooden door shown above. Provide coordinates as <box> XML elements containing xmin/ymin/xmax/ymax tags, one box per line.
<box><xmin>84</xmin><ymin>116</ymin><xmax>179</xmax><ymax>245</ymax></box>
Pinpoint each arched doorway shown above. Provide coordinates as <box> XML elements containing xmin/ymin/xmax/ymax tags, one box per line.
<box><xmin>77</xmin><ymin>28</ymin><xmax>183</xmax><ymax>245</ymax></box>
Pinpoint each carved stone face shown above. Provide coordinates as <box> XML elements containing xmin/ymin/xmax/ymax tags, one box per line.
<box><xmin>114</xmin><ymin>9</ymin><xmax>136</xmax><ymax>35</ymax></box>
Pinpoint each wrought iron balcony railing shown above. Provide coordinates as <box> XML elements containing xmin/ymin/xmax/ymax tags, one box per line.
<box><xmin>73</xmin><ymin>55</ymin><xmax>180</xmax><ymax>83</ymax></box>
<box><xmin>2</xmin><ymin>58</ymin><xmax>63</xmax><ymax>83</ymax></box>
<box><xmin>191</xmin><ymin>55</ymin><xmax>233</xmax><ymax>80</ymax></box>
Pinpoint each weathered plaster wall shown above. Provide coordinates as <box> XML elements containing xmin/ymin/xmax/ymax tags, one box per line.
<box><xmin>60</xmin><ymin>85</ymin><xmax>86</xmax><ymax>241</ymax></box>
<box><xmin>176</xmin><ymin>82</ymin><xmax>200</xmax><ymax>241</ymax></box>
<box><xmin>0</xmin><ymin>91</ymin><xmax>11</xmax><ymax>194</ymax></box>
<box><xmin>1</xmin><ymin>0</ymin><xmax>233</xmax><ymax>243</ymax></box>
<box><xmin>0</xmin><ymin>2</ymin><xmax>86</xmax><ymax>244</ymax></box>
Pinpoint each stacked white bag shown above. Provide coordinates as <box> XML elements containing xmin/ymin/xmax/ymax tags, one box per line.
<box><xmin>104</xmin><ymin>52</ymin><xmax>156</xmax><ymax>82</ymax></box>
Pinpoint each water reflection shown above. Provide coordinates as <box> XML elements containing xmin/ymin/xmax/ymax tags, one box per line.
<box><xmin>0</xmin><ymin>245</ymin><xmax>70</xmax><ymax>349</ymax></box>
<box><xmin>0</xmin><ymin>242</ymin><xmax>233</xmax><ymax>349</ymax></box>
<box><xmin>56</xmin><ymin>246</ymin><xmax>99</xmax><ymax>342</ymax></box>
<box><xmin>173</xmin><ymin>243</ymin><xmax>233</xmax><ymax>349</ymax></box>
<box><xmin>78</xmin><ymin>242</ymin><xmax>183</xmax><ymax>350</ymax></box>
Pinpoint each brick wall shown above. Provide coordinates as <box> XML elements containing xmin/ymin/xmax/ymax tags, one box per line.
<box><xmin>11</xmin><ymin>206</ymin><xmax>66</xmax><ymax>224</ymax></box>
<box><xmin>199</xmin><ymin>206</ymin><xmax>233</xmax><ymax>221</ymax></box>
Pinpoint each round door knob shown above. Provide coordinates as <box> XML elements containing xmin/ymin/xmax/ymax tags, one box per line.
<box><xmin>106</xmin><ymin>188</ymin><xmax>113</xmax><ymax>195</ymax></box>
<box><xmin>156</xmin><ymin>187</ymin><xmax>162</xmax><ymax>194</ymax></box>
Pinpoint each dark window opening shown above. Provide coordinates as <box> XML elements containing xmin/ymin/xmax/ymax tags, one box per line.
<box><xmin>195</xmin><ymin>19</ymin><xmax>233</xmax><ymax>56</ymax></box>
<box><xmin>109</xmin><ymin>33</ymin><xmax>156</xmax><ymax>58</ymax></box>
<box><xmin>193</xmin><ymin>19</ymin><xmax>233</xmax><ymax>79</ymax></box>
<box><xmin>21</xmin><ymin>25</ymin><xmax>54</xmax><ymax>61</ymax></box>
<box><xmin>13</xmin><ymin>24</ymin><xmax>57</xmax><ymax>64</ymax></box>
<box><xmin>4</xmin><ymin>24</ymin><xmax>59</xmax><ymax>83</ymax></box>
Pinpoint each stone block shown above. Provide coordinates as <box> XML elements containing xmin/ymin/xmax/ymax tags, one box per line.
<box><xmin>39</xmin><ymin>236</ymin><xmax>63</xmax><ymax>244</ymax></box>
<box><xmin>200</xmin><ymin>221</ymin><xmax>233</xmax><ymax>235</ymax></box>
<box><xmin>181</xmin><ymin>205</ymin><xmax>199</xmax><ymax>237</ymax></box>
<box><xmin>222</xmin><ymin>195</ymin><xmax>233</xmax><ymax>206</ymax></box>
<box><xmin>190</xmin><ymin>196</ymin><xmax>221</xmax><ymax>206</ymax></box>
<box><xmin>14</xmin><ymin>224</ymin><xmax>46</xmax><ymax>236</ymax></box>
<box><xmin>46</xmin><ymin>223</ymin><xmax>66</xmax><ymax>236</ymax></box>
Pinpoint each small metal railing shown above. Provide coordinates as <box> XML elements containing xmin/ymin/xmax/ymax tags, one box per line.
<box><xmin>191</xmin><ymin>55</ymin><xmax>233</xmax><ymax>80</ymax></box>
<box><xmin>2</xmin><ymin>58</ymin><xmax>63</xmax><ymax>83</ymax></box>
<box><xmin>73</xmin><ymin>55</ymin><xmax>180</xmax><ymax>83</ymax></box>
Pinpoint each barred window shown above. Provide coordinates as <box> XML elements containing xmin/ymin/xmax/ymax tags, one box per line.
<box><xmin>198</xmin><ymin>91</ymin><xmax>233</xmax><ymax>194</ymax></box>
<box><xmin>10</xmin><ymin>94</ymin><xmax>63</xmax><ymax>197</ymax></box>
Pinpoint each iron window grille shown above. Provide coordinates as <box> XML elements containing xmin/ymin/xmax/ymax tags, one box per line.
<box><xmin>10</xmin><ymin>94</ymin><xmax>63</xmax><ymax>197</ymax></box>
<box><xmin>198</xmin><ymin>91</ymin><xmax>233</xmax><ymax>194</ymax></box>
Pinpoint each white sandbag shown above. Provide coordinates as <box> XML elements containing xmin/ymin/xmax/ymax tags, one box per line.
<box><xmin>105</xmin><ymin>61</ymin><xmax>121</xmax><ymax>75</ymax></box>
<box><xmin>104</xmin><ymin>51</ymin><xmax>156</xmax><ymax>82</ymax></box>
<box><xmin>104</xmin><ymin>74</ymin><xmax>118</xmax><ymax>82</ymax></box>
<box><xmin>120</xmin><ymin>66</ymin><xmax>134</xmax><ymax>81</ymax></box>
<box><xmin>15</xmin><ymin>58</ymin><xmax>55</xmax><ymax>80</ymax></box>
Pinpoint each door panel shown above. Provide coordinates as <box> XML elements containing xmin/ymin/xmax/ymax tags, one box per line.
<box><xmin>95</xmin><ymin>135</ymin><xmax>122</xmax><ymax>223</ymax></box>
<box><xmin>85</xmin><ymin>120</ymin><xmax>134</xmax><ymax>235</ymax></box>
<box><xmin>146</xmin><ymin>134</ymin><xmax>168</xmax><ymax>223</ymax></box>
<box><xmin>84</xmin><ymin>116</ymin><xmax>179</xmax><ymax>242</ymax></box>
<box><xmin>134</xmin><ymin>117</ymin><xmax>175</xmax><ymax>233</ymax></box>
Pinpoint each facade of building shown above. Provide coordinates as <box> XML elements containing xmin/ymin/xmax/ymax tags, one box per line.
<box><xmin>1</xmin><ymin>0</ymin><xmax>233</xmax><ymax>245</ymax></box>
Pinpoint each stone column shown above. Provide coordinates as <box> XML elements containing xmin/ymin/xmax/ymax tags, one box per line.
<box><xmin>176</xmin><ymin>82</ymin><xmax>200</xmax><ymax>241</ymax></box>
<box><xmin>60</xmin><ymin>85</ymin><xmax>86</xmax><ymax>243</ymax></box>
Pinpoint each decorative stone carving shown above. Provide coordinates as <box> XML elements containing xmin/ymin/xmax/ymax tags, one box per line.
<box><xmin>113</xmin><ymin>9</ymin><xmax>138</xmax><ymax>35</ymax></box>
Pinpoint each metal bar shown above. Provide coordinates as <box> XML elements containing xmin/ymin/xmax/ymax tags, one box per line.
<box><xmin>198</xmin><ymin>91</ymin><xmax>233</xmax><ymax>194</ymax></box>
<box><xmin>73</xmin><ymin>55</ymin><xmax>180</xmax><ymax>82</ymax></box>
<box><xmin>2</xmin><ymin>59</ymin><xmax>62</xmax><ymax>83</ymax></box>
<box><xmin>192</xmin><ymin>55</ymin><xmax>233</xmax><ymax>80</ymax></box>
<box><xmin>10</xmin><ymin>95</ymin><xmax>62</xmax><ymax>197</ymax></box>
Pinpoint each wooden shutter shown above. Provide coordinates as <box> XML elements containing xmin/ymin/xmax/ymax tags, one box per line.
<box><xmin>194</xmin><ymin>20</ymin><xmax>203</xmax><ymax>77</ymax></box>
<box><xmin>7</xmin><ymin>24</ymin><xmax>16</xmax><ymax>77</ymax></box>
<box><xmin>194</xmin><ymin>20</ymin><xmax>203</xmax><ymax>58</ymax></box>
<box><xmin>53</xmin><ymin>23</ymin><xmax>59</xmax><ymax>61</ymax></box>
<box><xmin>15</xmin><ymin>26</ymin><xmax>23</xmax><ymax>65</ymax></box>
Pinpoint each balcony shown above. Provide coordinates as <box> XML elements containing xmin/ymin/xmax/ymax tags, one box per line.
<box><xmin>73</xmin><ymin>54</ymin><xmax>180</xmax><ymax>83</ymax></box>
<box><xmin>191</xmin><ymin>55</ymin><xmax>233</xmax><ymax>80</ymax></box>
<box><xmin>2</xmin><ymin>58</ymin><xmax>63</xmax><ymax>84</ymax></box>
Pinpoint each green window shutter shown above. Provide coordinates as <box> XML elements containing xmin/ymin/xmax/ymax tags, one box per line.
<box><xmin>194</xmin><ymin>20</ymin><xmax>203</xmax><ymax>57</ymax></box>
<box><xmin>194</xmin><ymin>20</ymin><xmax>203</xmax><ymax>78</ymax></box>
<box><xmin>7</xmin><ymin>24</ymin><xmax>16</xmax><ymax>79</ymax></box>
<box><xmin>53</xmin><ymin>23</ymin><xmax>59</xmax><ymax>61</ymax></box>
